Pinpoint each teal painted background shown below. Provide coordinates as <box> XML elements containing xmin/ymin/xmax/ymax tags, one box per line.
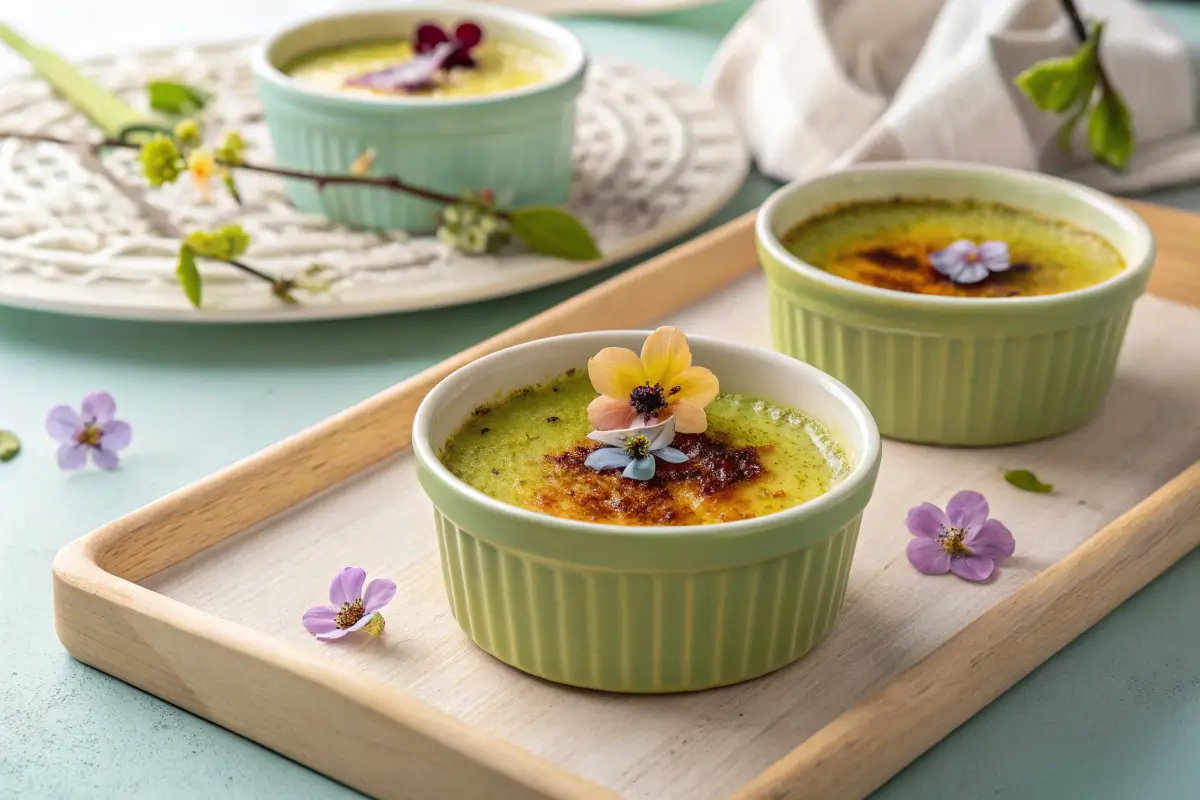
<box><xmin>1</xmin><ymin>1</ymin><xmax>1197</xmax><ymax>797</ymax></box>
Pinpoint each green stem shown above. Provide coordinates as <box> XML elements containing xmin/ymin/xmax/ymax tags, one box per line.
<box><xmin>0</xmin><ymin>24</ymin><xmax>148</xmax><ymax>139</ymax></box>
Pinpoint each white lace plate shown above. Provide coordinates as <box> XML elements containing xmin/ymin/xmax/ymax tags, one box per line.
<box><xmin>0</xmin><ymin>42</ymin><xmax>748</xmax><ymax>322</ymax></box>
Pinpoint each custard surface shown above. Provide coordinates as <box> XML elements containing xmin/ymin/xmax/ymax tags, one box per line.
<box><xmin>782</xmin><ymin>199</ymin><xmax>1125</xmax><ymax>297</ymax></box>
<box><xmin>440</xmin><ymin>371</ymin><xmax>848</xmax><ymax>526</ymax></box>
<box><xmin>288</xmin><ymin>38</ymin><xmax>557</xmax><ymax>98</ymax></box>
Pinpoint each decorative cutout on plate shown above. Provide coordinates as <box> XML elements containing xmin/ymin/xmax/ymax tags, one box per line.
<box><xmin>0</xmin><ymin>43</ymin><xmax>748</xmax><ymax>321</ymax></box>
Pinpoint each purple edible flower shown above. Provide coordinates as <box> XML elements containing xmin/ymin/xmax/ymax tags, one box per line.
<box><xmin>45</xmin><ymin>391</ymin><xmax>132</xmax><ymax>470</ymax></box>
<box><xmin>344</xmin><ymin>41</ymin><xmax>456</xmax><ymax>93</ymax></box>
<box><xmin>302</xmin><ymin>566</ymin><xmax>396</xmax><ymax>640</ymax></box>
<box><xmin>344</xmin><ymin>20</ymin><xmax>484</xmax><ymax>93</ymax></box>
<box><xmin>416</xmin><ymin>21</ymin><xmax>484</xmax><ymax>69</ymax></box>
<box><xmin>929</xmin><ymin>240</ymin><xmax>1010</xmax><ymax>285</ymax></box>
<box><xmin>905</xmin><ymin>490</ymin><xmax>1015</xmax><ymax>581</ymax></box>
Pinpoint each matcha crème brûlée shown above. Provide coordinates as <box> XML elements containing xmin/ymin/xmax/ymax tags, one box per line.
<box><xmin>781</xmin><ymin>198</ymin><xmax>1125</xmax><ymax>298</ymax></box>
<box><xmin>287</xmin><ymin>19</ymin><xmax>559</xmax><ymax>99</ymax></box>
<box><xmin>440</xmin><ymin>328</ymin><xmax>849</xmax><ymax>526</ymax></box>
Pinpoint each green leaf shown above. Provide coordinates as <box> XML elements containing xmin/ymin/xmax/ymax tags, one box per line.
<box><xmin>1056</xmin><ymin>107</ymin><xmax>1087</xmax><ymax>153</ymax></box>
<box><xmin>176</xmin><ymin>244</ymin><xmax>202</xmax><ymax>308</ymax></box>
<box><xmin>147</xmin><ymin>80</ymin><xmax>212</xmax><ymax>116</ymax></box>
<box><xmin>0</xmin><ymin>430</ymin><xmax>21</xmax><ymax>463</ymax></box>
<box><xmin>1004</xmin><ymin>469</ymin><xmax>1054</xmax><ymax>494</ymax></box>
<box><xmin>1014</xmin><ymin>56</ymin><xmax>1085</xmax><ymax>113</ymax></box>
<box><xmin>184</xmin><ymin>224</ymin><xmax>250</xmax><ymax>261</ymax></box>
<box><xmin>1087</xmin><ymin>87</ymin><xmax>1133</xmax><ymax>170</ymax></box>
<box><xmin>223</xmin><ymin>174</ymin><xmax>242</xmax><ymax>205</ymax></box>
<box><xmin>1055</xmin><ymin>61</ymin><xmax>1096</xmax><ymax>154</ymax></box>
<box><xmin>508</xmin><ymin>207</ymin><xmax>601</xmax><ymax>262</ymax></box>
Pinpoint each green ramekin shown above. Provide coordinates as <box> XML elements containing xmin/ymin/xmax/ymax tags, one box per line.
<box><xmin>757</xmin><ymin>162</ymin><xmax>1157</xmax><ymax>447</ymax></box>
<box><xmin>413</xmin><ymin>332</ymin><xmax>881</xmax><ymax>693</ymax></box>
<box><xmin>253</xmin><ymin>3</ymin><xmax>587</xmax><ymax>232</ymax></box>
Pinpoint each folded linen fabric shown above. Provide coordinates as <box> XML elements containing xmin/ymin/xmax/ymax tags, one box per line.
<box><xmin>704</xmin><ymin>0</ymin><xmax>1198</xmax><ymax>193</ymax></box>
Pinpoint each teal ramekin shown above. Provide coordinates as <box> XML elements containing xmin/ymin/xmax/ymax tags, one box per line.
<box><xmin>757</xmin><ymin>162</ymin><xmax>1157</xmax><ymax>447</ymax></box>
<box><xmin>252</xmin><ymin>3</ymin><xmax>587</xmax><ymax>232</ymax></box>
<box><xmin>412</xmin><ymin>332</ymin><xmax>881</xmax><ymax>693</ymax></box>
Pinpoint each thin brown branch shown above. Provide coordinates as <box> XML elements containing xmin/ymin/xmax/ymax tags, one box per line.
<box><xmin>214</xmin><ymin>158</ymin><xmax>461</xmax><ymax>206</ymax></box>
<box><xmin>0</xmin><ymin>129</ymin><xmax>465</xmax><ymax>207</ymax></box>
<box><xmin>1060</xmin><ymin>0</ymin><xmax>1090</xmax><ymax>43</ymax></box>
<box><xmin>1060</xmin><ymin>0</ymin><xmax>1115</xmax><ymax>97</ymax></box>
<box><xmin>224</xmin><ymin>258</ymin><xmax>277</xmax><ymax>284</ymax></box>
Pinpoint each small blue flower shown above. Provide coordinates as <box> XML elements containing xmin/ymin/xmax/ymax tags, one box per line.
<box><xmin>584</xmin><ymin>416</ymin><xmax>688</xmax><ymax>481</ymax></box>
<box><xmin>929</xmin><ymin>240</ymin><xmax>1010</xmax><ymax>285</ymax></box>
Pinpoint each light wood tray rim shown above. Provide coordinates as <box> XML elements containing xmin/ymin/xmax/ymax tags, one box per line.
<box><xmin>52</xmin><ymin>200</ymin><xmax>1200</xmax><ymax>800</ymax></box>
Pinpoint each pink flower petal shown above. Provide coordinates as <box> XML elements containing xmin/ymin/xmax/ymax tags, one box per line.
<box><xmin>454</xmin><ymin>22</ymin><xmax>483</xmax><ymax>49</ymax></box>
<box><xmin>81</xmin><ymin>392</ymin><xmax>116</xmax><ymax>424</ymax></box>
<box><xmin>46</xmin><ymin>405</ymin><xmax>83</xmax><ymax>443</ymax></box>
<box><xmin>100</xmin><ymin>420</ymin><xmax>132</xmax><ymax>451</ymax></box>
<box><xmin>315</xmin><ymin>627</ymin><xmax>351</xmax><ymax>641</ymax></box>
<box><xmin>949</xmin><ymin>554</ymin><xmax>996</xmax><ymax>581</ymax></box>
<box><xmin>946</xmin><ymin>490</ymin><xmax>989</xmax><ymax>531</ymax></box>
<box><xmin>966</xmin><ymin>518</ymin><xmax>1015</xmax><ymax>559</ymax></box>
<box><xmin>91</xmin><ymin>447</ymin><xmax>120</xmax><ymax>470</ymax></box>
<box><xmin>414</xmin><ymin>22</ymin><xmax>449</xmax><ymax>51</ymax></box>
<box><xmin>302</xmin><ymin>606</ymin><xmax>339</xmax><ymax>635</ymax></box>
<box><xmin>906</xmin><ymin>502</ymin><xmax>948</xmax><ymax>538</ymax></box>
<box><xmin>587</xmin><ymin>395</ymin><xmax>637</xmax><ymax>431</ymax></box>
<box><xmin>978</xmin><ymin>241</ymin><xmax>1010</xmax><ymax>270</ymax></box>
<box><xmin>362</xmin><ymin>579</ymin><xmax>397</xmax><ymax>614</ymax></box>
<box><xmin>330</xmin><ymin>566</ymin><xmax>367</xmax><ymax>606</ymax></box>
<box><xmin>57</xmin><ymin>443</ymin><xmax>87</xmax><ymax>470</ymax></box>
<box><xmin>954</xmin><ymin>262</ymin><xmax>990</xmax><ymax>285</ymax></box>
<box><xmin>907</xmin><ymin>538</ymin><xmax>950</xmax><ymax>575</ymax></box>
<box><xmin>342</xmin><ymin>613</ymin><xmax>377</xmax><ymax>634</ymax></box>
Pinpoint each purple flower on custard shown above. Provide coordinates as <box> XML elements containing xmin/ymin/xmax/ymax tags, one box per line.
<box><xmin>46</xmin><ymin>392</ymin><xmax>132</xmax><ymax>470</ymax></box>
<box><xmin>302</xmin><ymin>567</ymin><xmax>396</xmax><ymax>640</ymax></box>
<box><xmin>344</xmin><ymin>21</ymin><xmax>484</xmax><ymax>93</ymax></box>
<box><xmin>584</xmin><ymin>415</ymin><xmax>688</xmax><ymax>481</ymax></box>
<box><xmin>415</xmin><ymin>21</ymin><xmax>484</xmax><ymax>69</ymax></box>
<box><xmin>930</xmin><ymin>240</ymin><xmax>1010</xmax><ymax>284</ymax></box>
<box><xmin>906</xmin><ymin>491</ymin><xmax>1015</xmax><ymax>581</ymax></box>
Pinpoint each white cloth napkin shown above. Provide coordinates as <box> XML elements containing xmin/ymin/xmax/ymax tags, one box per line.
<box><xmin>704</xmin><ymin>0</ymin><xmax>1199</xmax><ymax>194</ymax></box>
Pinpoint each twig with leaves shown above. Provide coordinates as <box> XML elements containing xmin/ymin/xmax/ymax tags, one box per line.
<box><xmin>1014</xmin><ymin>0</ymin><xmax>1133</xmax><ymax>170</ymax></box>
<box><xmin>1</xmin><ymin>86</ymin><xmax>601</xmax><ymax>308</ymax></box>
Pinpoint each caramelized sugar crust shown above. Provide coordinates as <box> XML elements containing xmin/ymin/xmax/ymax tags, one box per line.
<box><xmin>533</xmin><ymin>433</ymin><xmax>769</xmax><ymax>526</ymax></box>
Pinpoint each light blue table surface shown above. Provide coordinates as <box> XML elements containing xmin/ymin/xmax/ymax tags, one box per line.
<box><xmin>2</xmin><ymin>1</ymin><xmax>1197</xmax><ymax>797</ymax></box>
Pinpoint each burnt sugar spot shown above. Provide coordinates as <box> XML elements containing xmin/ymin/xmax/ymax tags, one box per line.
<box><xmin>533</xmin><ymin>432</ymin><xmax>767</xmax><ymax>525</ymax></box>
<box><xmin>837</xmin><ymin>244</ymin><xmax>1040</xmax><ymax>297</ymax></box>
<box><xmin>859</xmin><ymin>247</ymin><xmax>922</xmax><ymax>270</ymax></box>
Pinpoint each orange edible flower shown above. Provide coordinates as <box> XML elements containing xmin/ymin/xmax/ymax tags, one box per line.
<box><xmin>586</xmin><ymin>327</ymin><xmax>718</xmax><ymax>433</ymax></box>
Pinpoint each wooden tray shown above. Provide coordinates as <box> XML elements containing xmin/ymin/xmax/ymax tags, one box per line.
<box><xmin>52</xmin><ymin>201</ymin><xmax>1200</xmax><ymax>800</ymax></box>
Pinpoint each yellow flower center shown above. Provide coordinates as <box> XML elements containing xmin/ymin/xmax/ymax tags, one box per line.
<box><xmin>188</xmin><ymin>150</ymin><xmax>216</xmax><ymax>179</ymax></box>
<box><xmin>74</xmin><ymin>425</ymin><xmax>102</xmax><ymax>447</ymax></box>
<box><xmin>938</xmin><ymin>527</ymin><xmax>972</xmax><ymax>556</ymax></box>
<box><xmin>623</xmin><ymin>434</ymin><xmax>652</xmax><ymax>459</ymax></box>
<box><xmin>334</xmin><ymin>598</ymin><xmax>366</xmax><ymax>629</ymax></box>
